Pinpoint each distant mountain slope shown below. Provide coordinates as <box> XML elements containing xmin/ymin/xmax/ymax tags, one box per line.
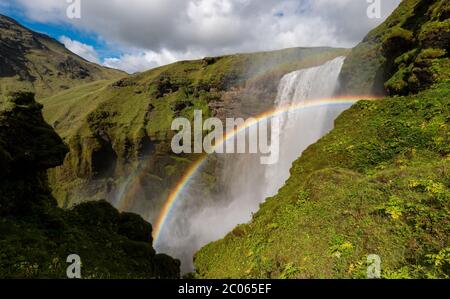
<box><xmin>0</xmin><ymin>14</ymin><xmax>124</xmax><ymax>98</ymax></box>
<box><xmin>40</xmin><ymin>47</ymin><xmax>348</xmax><ymax>217</ymax></box>
<box><xmin>194</xmin><ymin>0</ymin><xmax>450</xmax><ymax>278</ymax></box>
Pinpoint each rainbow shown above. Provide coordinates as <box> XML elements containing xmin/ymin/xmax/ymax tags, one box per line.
<box><xmin>152</xmin><ymin>96</ymin><xmax>378</xmax><ymax>245</ymax></box>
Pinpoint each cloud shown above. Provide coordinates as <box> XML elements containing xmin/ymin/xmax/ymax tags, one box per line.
<box><xmin>102</xmin><ymin>54</ymin><xmax>154</xmax><ymax>75</ymax></box>
<box><xmin>59</xmin><ymin>36</ymin><xmax>99</xmax><ymax>63</ymax></box>
<box><xmin>103</xmin><ymin>49</ymin><xmax>203</xmax><ymax>74</ymax></box>
<box><xmin>13</xmin><ymin>0</ymin><xmax>402</xmax><ymax>72</ymax></box>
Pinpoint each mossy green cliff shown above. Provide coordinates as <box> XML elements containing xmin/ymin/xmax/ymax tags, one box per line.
<box><xmin>339</xmin><ymin>0</ymin><xmax>449</xmax><ymax>96</ymax></box>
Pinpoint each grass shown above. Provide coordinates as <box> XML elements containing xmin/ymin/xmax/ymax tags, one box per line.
<box><xmin>194</xmin><ymin>80</ymin><xmax>450</xmax><ymax>278</ymax></box>
<box><xmin>194</xmin><ymin>0</ymin><xmax>450</xmax><ymax>276</ymax></box>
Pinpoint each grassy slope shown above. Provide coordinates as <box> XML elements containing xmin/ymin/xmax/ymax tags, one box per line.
<box><xmin>194</xmin><ymin>0</ymin><xmax>450</xmax><ymax>278</ymax></box>
<box><xmin>0</xmin><ymin>14</ymin><xmax>124</xmax><ymax>99</ymax></box>
<box><xmin>44</xmin><ymin>48</ymin><xmax>349</xmax><ymax>139</ymax></box>
<box><xmin>40</xmin><ymin>47</ymin><xmax>348</xmax><ymax>209</ymax></box>
<box><xmin>195</xmin><ymin>80</ymin><xmax>450</xmax><ymax>279</ymax></box>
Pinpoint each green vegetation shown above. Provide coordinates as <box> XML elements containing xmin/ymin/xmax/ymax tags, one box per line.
<box><xmin>0</xmin><ymin>92</ymin><xmax>180</xmax><ymax>278</ymax></box>
<box><xmin>194</xmin><ymin>0</ymin><xmax>450</xmax><ymax>278</ymax></box>
<box><xmin>194</xmin><ymin>80</ymin><xmax>450</xmax><ymax>279</ymax></box>
<box><xmin>339</xmin><ymin>0</ymin><xmax>450</xmax><ymax>95</ymax></box>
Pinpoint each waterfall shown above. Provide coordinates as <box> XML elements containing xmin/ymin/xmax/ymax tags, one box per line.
<box><xmin>263</xmin><ymin>56</ymin><xmax>346</xmax><ymax>198</ymax></box>
<box><xmin>156</xmin><ymin>56</ymin><xmax>349</xmax><ymax>273</ymax></box>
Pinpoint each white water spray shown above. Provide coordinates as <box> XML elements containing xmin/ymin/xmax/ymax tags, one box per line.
<box><xmin>263</xmin><ymin>56</ymin><xmax>346</xmax><ymax>198</ymax></box>
<box><xmin>156</xmin><ymin>56</ymin><xmax>349</xmax><ymax>273</ymax></box>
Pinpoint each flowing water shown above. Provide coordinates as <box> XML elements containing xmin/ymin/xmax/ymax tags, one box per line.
<box><xmin>156</xmin><ymin>56</ymin><xmax>350</xmax><ymax>273</ymax></box>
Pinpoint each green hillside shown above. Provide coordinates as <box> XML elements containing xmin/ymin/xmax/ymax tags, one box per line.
<box><xmin>194</xmin><ymin>0</ymin><xmax>450</xmax><ymax>278</ymax></box>
<box><xmin>40</xmin><ymin>47</ymin><xmax>348</xmax><ymax>211</ymax></box>
<box><xmin>0</xmin><ymin>14</ymin><xmax>124</xmax><ymax>98</ymax></box>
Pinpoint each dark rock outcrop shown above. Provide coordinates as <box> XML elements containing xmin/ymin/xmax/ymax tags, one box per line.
<box><xmin>0</xmin><ymin>92</ymin><xmax>180</xmax><ymax>278</ymax></box>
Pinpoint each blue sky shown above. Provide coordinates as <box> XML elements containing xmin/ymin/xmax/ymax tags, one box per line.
<box><xmin>0</xmin><ymin>5</ymin><xmax>121</xmax><ymax>60</ymax></box>
<box><xmin>0</xmin><ymin>0</ymin><xmax>401</xmax><ymax>73</ymax></box>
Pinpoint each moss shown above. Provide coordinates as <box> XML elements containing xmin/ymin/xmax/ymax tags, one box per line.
<box><xmin>431</xmin><ymin>1</ymin><xmax>450</xmax><ymax>21</ymax></box>
<box><xmin>419</xmin><ymin>19</ymin><xmax>450</xmax><ymax>50</ymax></box>
<box><xmin>385</xmin><ymin>66</ymin><xmax>412</xmax><ymax>95</ymax></box>
<box><xmin>339</xmin><ymin>0</ymin><xmax>449</xmax><ymax>96</ymax></box>
<box><xmin>382</xmin><ymin>28</ymin><xmax>415</xmax><ymax>58</ymax></box>
<box><xmin>416</xmin><ymin>48</ymin><xmax>447</xmax><ymax>60</ymax></box>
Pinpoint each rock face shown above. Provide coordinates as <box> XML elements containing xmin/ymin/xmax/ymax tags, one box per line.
<box><xmin>0</xmin><ymin>91</ymin><xmax>68</xmax><ymax>216</ymax></box>
<box><xmin>0</xmin><ymin>92</ymin><xmax>180</xmax><ymax>278</ymax></box>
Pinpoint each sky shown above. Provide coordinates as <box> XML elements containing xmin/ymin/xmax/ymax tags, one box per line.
<box><xmin>0</xmin><ymin>0</ymin><xmax>401</xmax><ymax>73</ymax></box>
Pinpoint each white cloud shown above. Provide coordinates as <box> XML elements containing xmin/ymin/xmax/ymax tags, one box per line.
<box><xmin>103</xmin><ymin>54</ymin><xmax>154</xmax><ymax>74</ymax></box>
<box><xmin>13</xmin><ymin>0</ymin><xmax>402</xmax><ymax>72</ymax></box>
<box><xmin>103</xmin><ymin>49</ymin><xmax>202</xmax><ymax>74</ymax></box>
<box><xmin>59</xmin><ymin>36</ymin><xmax>99</xmax><ymax>63</ymax></box>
